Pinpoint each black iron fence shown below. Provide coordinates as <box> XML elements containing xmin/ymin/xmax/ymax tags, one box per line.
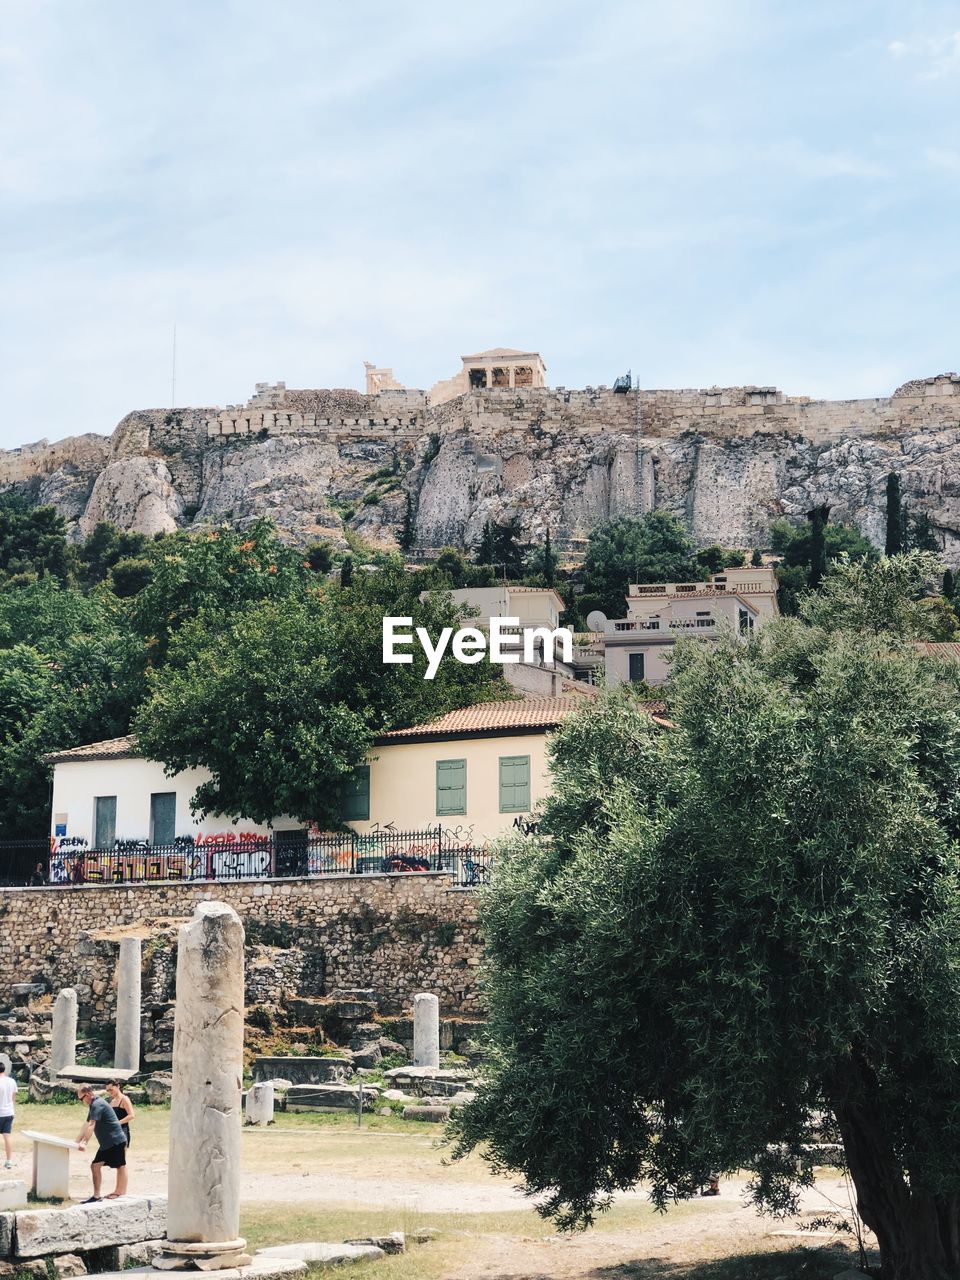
<box><xmin>2</xmin><ymin>827</ymin><xmax>493</xmax><ymax>889</ymax></box>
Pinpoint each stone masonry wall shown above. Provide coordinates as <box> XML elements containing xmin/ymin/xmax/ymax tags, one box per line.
<box><xmin>0</xmin><ymin>873</ymin><xmax>482</xmax><ymax>1031</ymax></box>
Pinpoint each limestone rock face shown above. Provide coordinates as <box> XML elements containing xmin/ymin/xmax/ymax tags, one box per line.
<box><xmin>79</xmin><ymin>458</ymin><xmax>184</xmax><ymax>538</ymax></box>
<box><xmin>7</xmin><ymin>377</ymin><xmax>960</xmax><ymax>561</ymax></box>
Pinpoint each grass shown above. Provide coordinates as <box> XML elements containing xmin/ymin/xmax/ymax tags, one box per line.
<box><xmin>10</xmin><ymin>1103</ymin><xmax>870</xmax><ymax>1280</ymax></box>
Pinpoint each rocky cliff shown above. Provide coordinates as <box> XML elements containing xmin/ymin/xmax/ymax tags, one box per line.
<box><xmin>5</xmin><ymin>374</ymin><xmax>960</xmax><ymax>560</ymax></box>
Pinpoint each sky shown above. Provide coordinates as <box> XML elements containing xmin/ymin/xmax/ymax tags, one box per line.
<box><xmin>2</xmin><ymin>0</ymin><xmax>960</xmax><ymax>449</ymax></box>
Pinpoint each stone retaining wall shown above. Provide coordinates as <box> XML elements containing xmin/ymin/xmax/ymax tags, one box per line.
<box><xmin>0</xmin><ymin>874</ymin><xmax>482</xmax><ymax>1027</ymax></box>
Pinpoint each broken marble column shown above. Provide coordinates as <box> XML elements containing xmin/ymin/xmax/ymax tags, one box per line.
<box><xmin>154</xmin><ymin>902</ymin><xmax>249</xmax><ymax>1272</ymax></box>
<box><xmin>114</xmin><ymin>937</ymin><xmax>142</xmax><ymax>1072</ymax></box>
<box><xmin>413</xmin><ymin>992</ymin><xmax>440</xmax><ymax>1069</ymax></box>
<box><xmin>244</xmin><ymin>1082</ymin><xmax>274</xmax><ymax>1127</ymax></box>
<box><xmin>50</xmin><ymin>988</ymin><xmax>77</xmax><ymax>1075</ymax></box>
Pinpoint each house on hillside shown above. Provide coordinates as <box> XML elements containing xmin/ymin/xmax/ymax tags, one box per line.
<box><xmin>603</xmin><ymin>566</ymin><xmax>780</xmax><ymax>686</ymax></box>
<box><xmin>43</xmin><ymin>695</ymin><xmax>665</xmax><ymax>884</ymax></box>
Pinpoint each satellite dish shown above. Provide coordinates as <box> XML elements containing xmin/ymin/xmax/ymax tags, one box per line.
<box><xmin>586</xmin><ymin>610</ymin><xmax>607</xmax><ymax>631</ymax></box>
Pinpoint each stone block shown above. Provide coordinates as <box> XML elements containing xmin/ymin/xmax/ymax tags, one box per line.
<box><xmin>252</xmin><ymin>1057</ymin><xmax>351</xmax><ymax>1085</ymax></box>
<box><xmin>285</xmin><ymin>1083</ymin><xmax>380</xmax><ymax>1112</ymax></box>
<box><xmin>258</xmin><ymin>1242</ymin><xmax>384</xmax><ymax>1265</ymax></box>
<box><xmin>0</xmin><ymin>1212</ymin><xmax>13</xmax><ymax>1258</ymax></box>
<box><xmin>402</xmin><ymin>1105</ymin><xmax>450</xmax><ymax>1122</ymax></box>
<box><xmin>0</xmin><ymin>1183</ymin><xmax>26</xmax><ymax>1212</ymax></box>
<box><xmin>115</xmin><ymin>1239</ymin><xmax>164</xmax><ymax>1267</ymax></box>
<box><xmin>13</xmin><ymin>1195</ymin><xmax>168</xmax><ymax>1258</ymax></box>
<box><xmin>51</xmin><ymin>1254</ymin><xmax>86</xmax><ymax>1277</ymax></box>
<box><xmin>343</xmin><ymin>1233</ymin><xmax>404</xmax><ymax>1255</ymax></box>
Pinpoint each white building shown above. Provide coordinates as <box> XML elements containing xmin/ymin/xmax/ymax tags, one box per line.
<box><xmin>603</xmin><ymin>566</ymin><xmax>780</xmax><ymax>686</ymax></box>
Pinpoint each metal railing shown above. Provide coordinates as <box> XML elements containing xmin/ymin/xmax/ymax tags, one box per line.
<box><xmin>13</xmin><ymin>827</ymin><xmax>494</xmax><ymax>889</ymax></box>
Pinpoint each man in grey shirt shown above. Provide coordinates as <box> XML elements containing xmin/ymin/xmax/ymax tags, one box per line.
<box><xmin>75</xmin><ymin>1085</ymin><xmax>128</xmax><ymax>1201</ymax></box>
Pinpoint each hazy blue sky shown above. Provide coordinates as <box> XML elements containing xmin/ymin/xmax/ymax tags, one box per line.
<box><xmin>3</xmin><ymin>1</ymin><xmax>960</xmax><ymax>448</ymax></box>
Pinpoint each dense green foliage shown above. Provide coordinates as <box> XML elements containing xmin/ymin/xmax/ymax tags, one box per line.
<box><xmin>134</xmin><ymin>567</ymin><xmax>503</xmax><ymax>827</ymax></box>
<box><xmin>770</xmin><ymin>513</ymin><xmax>876</xmax><ymax>614</ymax></box>
<box><xmin>451</xmin><ymin>555</ymin><xmax>960</xmax><ymax>1279</ymax></box>
<box><xmin>0</xmin><ymin>507</ymin><xmax>505</xmax><ymax>835</ymax></box>
<box><xmin>580</xmin><ymin>512</ymin><xmax>706</xmax><ymax>618</ymax></box>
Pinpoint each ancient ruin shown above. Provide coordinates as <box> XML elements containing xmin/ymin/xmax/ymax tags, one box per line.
<box><xmin>155</xmin><ymin>901</ymin><xmax>249</xmax><ymax>1272</ymax></box>
<box><xmin>6</xmin><ymin>365</ymin><xmax>960</xmax><ymax>561</ymax></box>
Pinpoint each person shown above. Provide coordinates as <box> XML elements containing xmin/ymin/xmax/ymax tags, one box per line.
<box><xmin>28</xmin><ymin>863</ymin><xmax>45</xmax><ymax>887</ymax></box>
<box><xmin>104</xmin><ymin>1080</ymin><xmax>134</xmax><ymax>1150</ymax></box>
<box><xmin>0</xmin><ymin>1062</ymin><xmax>17</xmax><ymax>1169</ymax></box>
<box><xmin>75</xmin><ymin>1084</ymin><xmax>128</xmax><ymax>1201</ymax></box>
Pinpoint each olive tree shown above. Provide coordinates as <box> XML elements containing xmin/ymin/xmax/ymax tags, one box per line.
<box><xmin>451</xmin><ymin>591</ymin><xmax>960</xmax><ymax>1279</ymax></box>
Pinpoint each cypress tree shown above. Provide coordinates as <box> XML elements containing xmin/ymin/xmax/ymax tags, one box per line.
<box><xmin>944</xmin><ymin>568</ymin><xmax>956</xmax><ymax>600</ymax></box>
<box><xmin>340</xmin><ymin>554</ymin><xmax>353</xmax><ymax>587</ymax></box>
<box><xmin>543</xmin><ymin>528</ymin><xmax>556</xmax><ymax>587</ymax></box>
<box><xmin>885</xmin><ymin>472</ymin><xmax>904</xmax><ymax>556</ymax></box>
<box><xmin>808</xmin><ymin>505</ymin><xmax>829</xmax><ymax>590</ymax></box>
<box><xmin>751</xmin><ymin>548</ymin><xmax>763</xmax><ymax>568</ymax></box>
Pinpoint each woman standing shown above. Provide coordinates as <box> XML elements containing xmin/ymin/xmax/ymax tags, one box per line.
<box><xmin>104</xmin><ymin>1080</ymin><xmax>134</xmax><ymax>1179</ymax></box>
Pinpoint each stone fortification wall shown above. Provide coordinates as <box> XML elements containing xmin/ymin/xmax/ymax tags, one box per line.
<box><xmin>0</xmin><ymin>873</ymin><xmax>481</xmax><ymax>1032</ymax></box>
<box><xmin>7</xmin><ymin>372</ymin><xmax>960</xmax><ymax>560</ymax></box>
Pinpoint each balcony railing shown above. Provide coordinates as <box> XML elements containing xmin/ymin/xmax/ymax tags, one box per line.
<box><xmin>3</xmin><ymin>828</ymin><xmax>494</xmax><ymax>890</ymax></box>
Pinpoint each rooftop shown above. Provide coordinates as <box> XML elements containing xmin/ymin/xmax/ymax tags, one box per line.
<box><xmin>461</xmin><ymin>347</ymin><xmax>541</xmax><ymax>360</ymax></box>
<box><xmin>44</xmin><ymin>735</ymin><xmax>139</xmax><ymax>765</ymax></box>
<box><xmin>379</xmin><ymin>694</ymin><xmax>666</xmax><ymax>741</ymax></box>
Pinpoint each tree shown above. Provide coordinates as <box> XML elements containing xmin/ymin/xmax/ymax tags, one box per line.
<box><xmin>304</xmin><ymin>542</ymin><xmax>333</xmax><ymax>575</ymax></box>
<box><xmin>0</xmin><ymin>584</ymin><xmax>143</xmax><ymax>834</ymax></box>
<box><xmin>695</xmin><ymin>545</ymin><xmax>745</xmax><ymax>574</ymax></box>
<box><xmin>127</xmin><ymin>521</ymin><xmax>305</xmax><ymax>665</ymax></box>
<box><xmin>133</xmin><ymin>567</ymin><xmax>507</xmax><ymax>829</ymax></box>
<box><xmin>944</xmin><ymin>568</ymin><xmax>956</xmax><ymax>600</ymax></box>
<box><xmin>798</xmin><ymin>550</ymin><xmax>946</xmax><ymax>639</ymax></box>
<box><xmin>542</xmin><ymin>528</ymin><xmax>556</xmax><ymax>588</ymax></box>
<box><xmin>108</xmin><ymin>557</ymin><xmax>153</xmax><ymax>598</ymax></box>
<box><xmin>398</xmin><ymin>493</ymin><xmax>416</xmax><ymax>554</ymax></box>
<box><xmin>581</xmin><ymin>513</ymin><xmax>701</xmax><ymax>618</ymax></box>
<box><xmin>807</xmin><ymin>504</ymin><xmax>829</xmax><ymax>589</ymax></box>
<box><xmin>474</xmin><ymin>520</ymin><xmax>496</xmax><ymax>567</ymax></box>
<box><xmin>451</xmin><ymin>581</ymin><xmax>960</xmax><ymax>1279</ymax></box>
<box><xmin>340</xmin><ymin>554</ymin><xmax>353</xmax><ymax>587</ymax></box>
<box><xmin>0</xmin><ymin>495</ymin><xmax>71</xmax><ymax>582</ymax></box>
<box><xmin>770</xmin><ymin>514</ymin><xmax>875</xmax><ymax>614</ymax></box>
<box><xmin>886</xmin><ymin>472</ymin><xmax>904</xmax><ymax>556</ymax></box>
<box><xmin>78</xmin><ymin>521</ymin><xmax>151</xmax><ymax>586</ymax></box>
<box><xmin>751</xmin><ymin>548</ymin><xmax>764</xmax><ymax>567</ymax></box>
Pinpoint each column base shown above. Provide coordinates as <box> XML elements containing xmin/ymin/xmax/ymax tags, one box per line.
<box><xmin>153</xmin><ymin>1240</ymin><xmax>252</xmax><ymax>1272</ymax></box>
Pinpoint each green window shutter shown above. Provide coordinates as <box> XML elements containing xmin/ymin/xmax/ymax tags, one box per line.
<box><xmin>343</xmin><ymin>766</ymin><xmax>370</xmax><ymax>821</ymax></box>
<box><xmin>94</xmin><ymin>796</ymin><xmax>116</xmax><ymax>850</ymax></box>
<box><xmin>150</xmin><ymin>792</ymin><xmax>176</xmax><ymax>845</ymax></box>
<box><xmin>499</xmin><ymin>755</ymin><xmax>531</xmax><ymax>813</ymax></box>
<box><xmin>436</xmin><ymin>759</ymin><xmax>466</xmax><ymax>816</ymax></box>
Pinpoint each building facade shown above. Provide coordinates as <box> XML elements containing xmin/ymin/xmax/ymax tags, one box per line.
<box><xmin>603</xmin><ymin>566</ymin><xmax>780</xmax><ymax>686</ymax></box>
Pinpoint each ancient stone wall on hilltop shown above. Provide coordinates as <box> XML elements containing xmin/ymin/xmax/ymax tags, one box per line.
<box><xmin>4</xmin><ymin>374</ymin><xmax>960</xmax><ymax>560</ymax></box>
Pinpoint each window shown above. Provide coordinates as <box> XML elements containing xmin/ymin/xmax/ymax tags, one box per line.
<box><xmin>94</xmin><ymin>796</ymin><xmax>116</xmax><ymax>850</ymax></box>
<box><xmin>628</xmin><ymin>652</ymin><xmax>645</xmax><ymax>682</ymax></box>
<box><xmin>499</xmin><ymin>755</ymin><xmax>531</xmax><ymax>813</ymax></box>
<box><xmin>342</xmin><ymin>766</ymin><xmax>370</xmax><ymax>821</ymax></box>
<box><xmin>739</xmin><ymin>607</ymin><xmax>754</xmax><ymax>635</ymax></box>
<box><xmin>150</xmin><ymin>792</ymin><xmax>176</xmax><ymax>846</ymax></box>
<box><xmin>436</xmin><ymin>759</ymin><xmax>466</xmax><ymax>816</ymax></box>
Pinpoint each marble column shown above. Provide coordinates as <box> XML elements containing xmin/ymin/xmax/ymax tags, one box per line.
<box><xmin>114</xmin><ymin>937</ymin><xmax>142</xmax><ymax>1072</ymax></box>
<box><xmin>154</xmin><ymin>902</ymin><xmax>249</xmax><ymax>1272</ymax></box>
<box><xmin>413</xmin><ymin>992</ymin><xmax>440</xmax><ymax>1069</ymax></box>
<box><xmin>244</xmin><ymin>1082</ymin><xmax>274</xmax><ymax>1128</ymax></box>
<box><xmin>50</xmin><ymin>989</ymin><xmax>77</xmax><ymax>1076</ymax></box>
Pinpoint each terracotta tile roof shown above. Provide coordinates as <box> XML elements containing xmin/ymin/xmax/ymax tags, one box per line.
<box><xmin>380</xmin><ymin>698</ymin><xmax>583</xmax><ymax>740</ymax></box>
<box><xmin>915</xmin><ymin>641</ymin><xmax>960</xmax><ymax>660</ymax></box>
<box><xmin>379</xmin><ymin>695</ymin><xmax>668</xmax><ymax>740</ymax></box>
<box><xmin>44</xmin><ymin>735</ymin><xmax>139</xmax><ymax>765</ymax></box>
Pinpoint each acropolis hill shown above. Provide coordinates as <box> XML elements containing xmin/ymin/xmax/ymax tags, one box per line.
<box><xmin>5</xmin><ymin>351</ymin><xmax>960</xmax><ymax>560</ymax></box>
